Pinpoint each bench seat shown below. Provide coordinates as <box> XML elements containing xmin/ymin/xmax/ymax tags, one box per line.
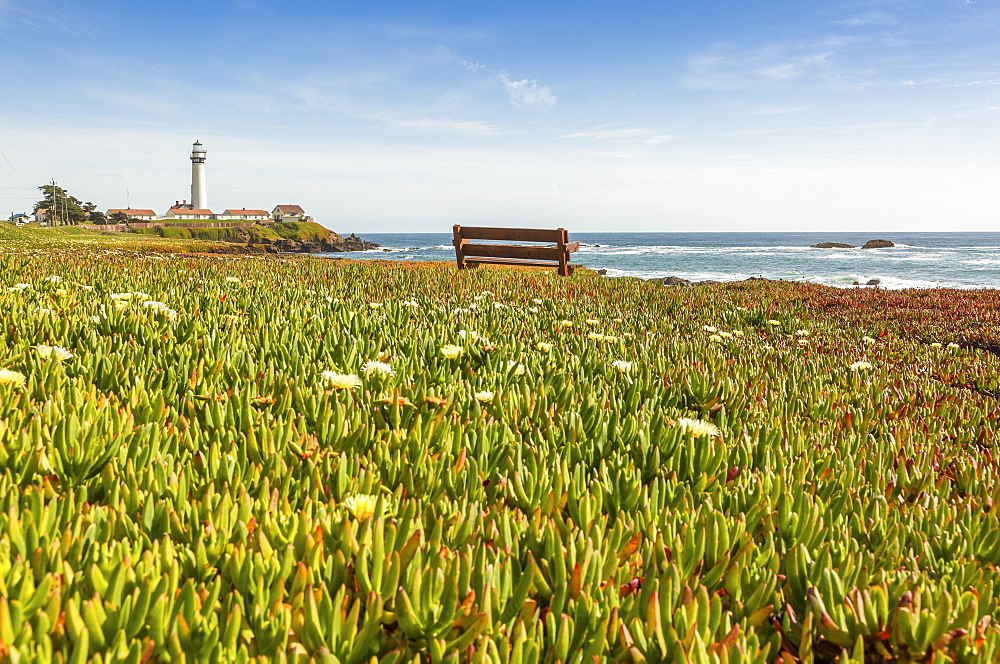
<box><xmin>464</xmin><ymin>256</ymin><xmax>584</xmax><ymax>269</ymax></box>
<box><xmin>453</xmin><ymin>225</ymin><xmax>580</xmax><ymax>276</ymax></box>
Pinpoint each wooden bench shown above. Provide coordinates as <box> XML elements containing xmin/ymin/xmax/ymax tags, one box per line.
<box><xmin>453</xmin><ymin>225</ymin><xmax>581</xmax><ymax>276</ymax></box>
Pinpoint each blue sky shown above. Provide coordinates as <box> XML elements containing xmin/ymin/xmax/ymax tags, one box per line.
<box><xmin>1</xmin><ymin>0</ymin><xmax>999</xmax><ymax>232</ymax></box>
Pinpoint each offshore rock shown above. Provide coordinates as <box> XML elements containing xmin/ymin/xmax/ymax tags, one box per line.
<box><xmin>811</xmin><ymin>242</ymin><xmax>856</xmax><ymax>249</ymax></box>
<box><xmin>274</xmin><ymin>232</ymin><xmax>379</xmax><ymax>253</ymax></box>
<box><xmin>862</xmin><ymin>239</ymin><xmax>895</xmax><ymax>249</ymax></box>
<box><xmin>322</xmin><ymin>232</ymin><xmax>380</xmax><ymax>252</ymax></box>
<box><xmin>653</xmin><ymin>276</ymin><xmax>694</xmax><ymax>287</ymax></box>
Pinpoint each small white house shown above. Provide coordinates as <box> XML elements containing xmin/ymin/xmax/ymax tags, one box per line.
<box><xmin>217</xmin><ymin>208</ymin><xmax>271</xmax><ymax>221</ymax></box>
<box><xmin>272</xmin><ymin>205</ymin><xmax>310</xmax><ymax>222</ymax></box>
<box><xmin>166</xmin><ymin>207</ymin><xmax>214</xmax><ymax>220</ymax></box>
<box><xmin>107</xmin><ymin>208</ymin><xmax>158</xmax><ymax>221</ymax></box>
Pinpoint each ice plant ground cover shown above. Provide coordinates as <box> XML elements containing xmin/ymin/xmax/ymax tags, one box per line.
<box><xmin>0</xmin><ymin>241</ymin><xmax>999</xmax><ymax>662</ymax></box>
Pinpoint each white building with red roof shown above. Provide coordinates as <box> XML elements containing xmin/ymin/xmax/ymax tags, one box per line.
<box><xmin>217</xmin><ymin>208</ymin><xmax>271</xmax><ymax>221</ymax></box>
<box><xmin>166</xmin><ymin>206</ymin><xmax>214</xmax><ymax>220</ymax></box>
<box><xmin>107</xmin><ymin>208</ymin><xmax>158</xmax><ymax>220</ymax></box>
<box><xmin>272</xmin><ymin>205</ymin><xmax>311</xmax><ymax>222</ymax></box>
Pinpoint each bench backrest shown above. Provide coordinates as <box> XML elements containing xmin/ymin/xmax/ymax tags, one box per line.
<box><xmin>453</xmin><ymin>225</ymin><xmax>577</xmax><ymax>275</ymax></box>
<box><xmin>453</xmin><ymin>225</ymin><xmax>568</xmax><ymax>244</ymax></box>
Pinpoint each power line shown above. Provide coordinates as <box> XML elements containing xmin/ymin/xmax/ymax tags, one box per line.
<box><xmin>0</xmin><ymin>146</ymin><xmax>33</xmax><ymax>190</ymax></box>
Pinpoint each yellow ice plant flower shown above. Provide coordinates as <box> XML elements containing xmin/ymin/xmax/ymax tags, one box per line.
<box><xmin>110</xmin><ymin>292</ymin><xmax>133</xmax><ymax>300</ymax></box>
<box><xmin>604</xmin><ymin>336</ymin><xmax>620</xmax><ymax>343</ymax></box>
<box><xmin>506</xmin><ymin>361</ymin><xmax>526</xmax><ymax>376</ymax></box>
<box><xmin>0</xmin><ymin>368</ymin><xmax>26</xmax><ymax>388</ymax></box>
<box><xmin>54</xmin><ymin>288</ymin><xmax>68</xmax><ymax>298</ymax></box>
<box><xmin>343</xmin><ymin>494</ymin><xmax>383</xmax><ymax>521</ymax></box>
<box><xmin>930</xmin><ymin>342</ymin><xmax>943</xmax><ymax>348</ymax></box>
<box><xmin>947</xmin><ymin>343</ymin><xmax>960</xmax><ymax>349</ymax></box>
<box><xmin>676</xmin><ymin>418</ymin><xmax>721</xmax><ymax>438</ymax></box>
<box><xmin>586</xmin><ymin>319</ymin><xmax>600</xmax><ymax>325</ymax></box>
<box><xmin>588</xmin><ymin>332</ymin><xmax>605</xmax><ymax>341</ymax></box>
<box><xmin>559</xmin><ymin>320</ymin><xmax>574</xmax><ymax>328</ymax></box>
<box><xmin>732</xmin><ymin>330</ymin><xmax>745</xmax><ymax>337</ymax></box>
<box><xmin>36</xmin><ymin>345</ymin><xmax>74</xmax><ymax>361</ymax></box>
<box><xmin>766</xmin><ymin>320</ymin><xmax>781</xmax><ymax>326</ymax></box>
<box><xmin>536</xmin><ymin>342</ymin><xmax>554</xmax><ymax>352</ymax></box>
<box><xmin>321</xmin><ymin>371</ymin><xmax>362</xmax><ymax>389</ymax></box>
<box><xmin>709</xmin><ymin>334</ymin><xmax>724</xmax><ymax>343</ymax></box>
<box><xmin>224</xmin><ymin>276</ymin><xmax>241</xmax><ymax>283</ymax></box>
<box><xmin>849</xmin><ymin>361</ymin><xmax>873</xmax><ymax>371</ymax></box>
<box><xmin>440</xmin><ymin>344</ymin><xmax>464</xmax><ymax>359</ymax></box>
<box><xmin>474</xmin><ymin>390</ymin><xmax>495</xmax><ymax>402</ymax></box>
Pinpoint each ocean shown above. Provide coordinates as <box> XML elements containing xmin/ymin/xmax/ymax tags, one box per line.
<box><xmin>323</xmin><ymin>232</ymin><xmax>1000</xmax><ymax>290</ymax></box>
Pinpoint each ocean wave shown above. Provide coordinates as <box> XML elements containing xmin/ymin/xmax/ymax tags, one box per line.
<box><xmin>600</xmin><ymin>269</ymin><xmax>977</xmax><ymax>290</ymax></box>
<box><xmin>960</xmin><ymin>258</ymin><xmax>1000</xmax><ymax>266</ymax></box>
<box><xmin>578</xmin><ymin>245</ymin><xmax>815</xmax><ymax>257</ymax></box>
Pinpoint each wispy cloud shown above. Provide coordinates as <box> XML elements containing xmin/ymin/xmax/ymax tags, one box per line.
<box><xmin>0</xmin><ymin>0</ymin><xmax>92</xmax><ymax>35</ymax></box>
<box><xmin>837</xmin><ymin>11</ymin><xmax>898</xmax><ymax>28</ymax></box>
<box><xmin>442</xmin><ymin>48</ymin><xmax>556</xmax><ymax>107</ymax></box>
<box><xmin>559</xmin><ymin>127</ymin><xmax>675</xmax><ymax>146</ymax></box>
<box><xmin>682</xmin><ymin>42</ymin><xmax>842</xmax><ymax>90</ymax></box>
<box><xmin>387</xmin><ymin>117</ymin><xmax>504</xmax><ymax>136</ymax></box>
<box><xmin>751</xmin><ymin>106</ymin><xmax>810</xmax><ymax>115</ymax></box>
<box><xmin>499</xmin><ymin>74</ymin><xmax>556</xmax><ymax>107</ymax></box>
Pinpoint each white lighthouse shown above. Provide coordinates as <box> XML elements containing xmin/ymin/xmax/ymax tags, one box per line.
<box><xmin>190</xmin><ymin>140</ymin><xmax>207</xmax><ymax>209</ymax></box>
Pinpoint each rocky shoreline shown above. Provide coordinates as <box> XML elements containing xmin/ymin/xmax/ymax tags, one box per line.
<box><xmin>646</xmin><ymin>275</ymin><xmax>882</xmax><ymax>288</ymax></box>
<box><xmin>211</xmin><ymin>231</ymin><xmax>379</xmax><ymax>255</ymax></box>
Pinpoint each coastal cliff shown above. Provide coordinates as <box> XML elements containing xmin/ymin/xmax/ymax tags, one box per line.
<box><xmin>130</xmin><ymin>220</ymin><xmax>380</xmax><ymax>254</ymax></box>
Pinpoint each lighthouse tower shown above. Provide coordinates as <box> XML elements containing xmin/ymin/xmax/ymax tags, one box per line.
<box><xmin>190</xmin><ymin>140</ymin><xmax>208</xmax><ymax>210</ymax></box>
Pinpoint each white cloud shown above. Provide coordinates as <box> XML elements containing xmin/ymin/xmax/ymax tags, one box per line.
<box><xmin>499</xmin><ymin>74</ymin><xmax>556</xmax><ymax>107</ymax></box>
<box><xmin>837</xmin><ymin>11</ymin><xmax>898</xmax><ymax>28</ymax></box>
<box><xmin>389</xmin><ymin>118</ymin><xmax>504</xmax><ymax>136</ymax></box>
<box><xmin>560</xmin><ymin>127</ymin><xmax>676</xmax><ymax>145</ymax></box>
<box><xmin>751</xmin><ymin>106</ymin><xmax>810</xmax><ymax>115</ymax></box>
<box><xmin>561</xmin><ymin>128</ymin><xmax>648</xmax><ymax>140</ymax></box>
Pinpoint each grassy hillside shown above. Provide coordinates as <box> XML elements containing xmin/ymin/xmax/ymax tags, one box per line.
<box><xmin>0</xmin><ymin>236</ymin><xmax>998</xmax><ymax>661</ymax></box>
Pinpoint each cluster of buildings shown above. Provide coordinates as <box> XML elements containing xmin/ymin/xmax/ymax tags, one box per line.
<box><xmin>105</xmin><ymin>203</ymin><xmax>312</xmax><ymax>224</ymax></box>
<box><xmin>105</xmin><ymin>142</ymin><xmax>312</xmax><ymax>225</ymax></box>
<box><xmin>9</xmin><ymin>140</ymin><xmax>313</xmax><ymax>227</ymax></box>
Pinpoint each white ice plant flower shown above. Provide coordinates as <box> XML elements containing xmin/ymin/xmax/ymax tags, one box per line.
<box><xmin>849</xmin><ymin>361</ymin><xmax>873</xmax><ymax>371</ymax></box>
<box><xmin>361</xmin><ymin>360</ymin><xmax>394</xmax><ymax>377</ymax></box>
<box><xmin>36</xmin><ymin>345</ymin><xmax>74</xmax><ymax>361</ymax></box>
<box><xmin>611</xmin><ymin>360</ymin><xmax>632</xmax><ymax>373</ymax></box>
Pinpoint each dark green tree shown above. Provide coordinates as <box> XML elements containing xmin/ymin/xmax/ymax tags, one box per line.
<box><xmin>88</xmin><ymin>210</ymin><xmax>108</xmax><ymax>225</ymax></box>
<box><xmin>34</xmin><ymin>184</ymin><xmax>87</xmax><ymax>225</ymax></box>
<box><xmin>109</xmin><ymin>211</ymin><xmax>131</xmax><ymax>224</ymax></box>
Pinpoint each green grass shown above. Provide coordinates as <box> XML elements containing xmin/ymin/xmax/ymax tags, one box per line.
<box><xmin>0</xmin><ymin>234</ymin><xmax>998</xmax><ymax>662</ymax></box>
